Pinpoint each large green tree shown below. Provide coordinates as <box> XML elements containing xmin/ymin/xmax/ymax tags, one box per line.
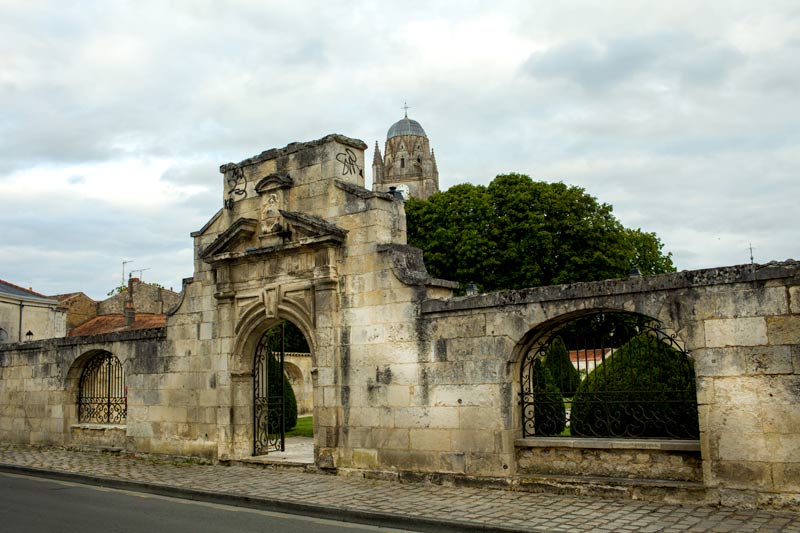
<box><xmin>406</xmin><ymin>174</ymin><xmax>674</xmax><ymax>291</ymax></box>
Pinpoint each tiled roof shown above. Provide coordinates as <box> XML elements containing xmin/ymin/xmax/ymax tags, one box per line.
<box><xmin>49</xmin><ymin>292</ymin><xmax>96</xmax><ymax>304</ymax></box>
<box><xmin>68</xmin><ymin>314</ymin><xmax>166</xmax><ymax>337</ymax></box>
<box><xmin>0</xmin><ymin>278</ymin><xmax>55</xmax><ymax>302</ymax></box>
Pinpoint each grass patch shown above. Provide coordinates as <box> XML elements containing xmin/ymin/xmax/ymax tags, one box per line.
<box><xmin>286</xmin><ymin>416</ymin><xmax>313</xmax><ymax>438</ymax></box>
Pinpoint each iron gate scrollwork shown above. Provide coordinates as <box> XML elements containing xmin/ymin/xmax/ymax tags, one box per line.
<box><xmin>254</xmin><ymin>323</ymin><xmax>286</xmax><ymax>455</ymax></box>
<box><xmin>78</xmin><ymin>351</ymin><xmax>127</xmax><ymax>424</ymax></box>
<box><xmin>520</xmin><ymin>312</ymin><xmax>699</xmax><ymax>440</ymax></box>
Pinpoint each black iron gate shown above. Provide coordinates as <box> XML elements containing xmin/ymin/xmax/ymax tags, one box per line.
<box><xmin>78</xmin><ymin>351</ymin><xmax>127</xmax><ymax>424</ymax></box>
<box><xmin>520</xmin><ymin>311</ymin><xmax>699</xmax><ymax>439</ymax></box>
<box><xmin>254</xmin><ymin>323</ymin><xmax>286</xmax><ymax>455</ymax></box>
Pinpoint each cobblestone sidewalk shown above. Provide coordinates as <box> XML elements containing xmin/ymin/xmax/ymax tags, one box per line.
<box><xmin>1</xmin><ymin>444</ymin><xmax>799</xmax><ymax>533</ymax></box>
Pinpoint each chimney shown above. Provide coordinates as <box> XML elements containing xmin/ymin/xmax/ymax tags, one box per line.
<box><xmin>124</xmin><ymin>275</ymin><xmax>135</xmax><ymax>327</ymax></box>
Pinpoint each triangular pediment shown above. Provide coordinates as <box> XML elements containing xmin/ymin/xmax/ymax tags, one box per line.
<box><xmin>280</xmin><ymin>210</ymin><xmax>347</xmax><ymax>240</ymax></box>
<box><xmin>200</xmin><ymin>218</ymin><xmax>258</xmax><ymax>259</ymax></box>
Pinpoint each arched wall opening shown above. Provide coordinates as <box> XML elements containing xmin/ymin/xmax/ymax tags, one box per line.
<box><xmin>64</xmin><ymin>348</ymin><xmax>129</xmax><ymax>450</ymax></box>
<box><xmin>229</xmin><ymin>313</ymin><xmax>315</xmax><ymax>459</ymax></box>
<box><xmin>512</xmin><ymin>308</ymin><xmax>703</xmax><ymax>483</ymax></box>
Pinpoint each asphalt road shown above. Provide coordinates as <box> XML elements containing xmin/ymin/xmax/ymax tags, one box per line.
<box><xmin>0</xmin><ymin>472</ymin><xmax>415</xmax><ymax>533</ymax></box>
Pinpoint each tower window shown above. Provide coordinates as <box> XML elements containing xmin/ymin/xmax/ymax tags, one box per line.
<box><xmin>401</xmin><ymin>157</ymin><xmax>405</xmax><ymax>168</ymax></box>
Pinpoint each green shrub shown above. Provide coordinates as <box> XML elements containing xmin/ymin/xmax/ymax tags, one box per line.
<box><xmin>530</xmin><ymin>358</ymin><xmax>567</xmax><ymax>436</ymax></box>
<box><xmin>543</xmin><ymin>337</ymin><xmax>581</xmax><ymax>397</ymax></box>
<box><xmin>570</xmin><ymin>333</ymin><xmax>698</xmax><ymax>438</ymax></box>
<box><xmin>267</xmin><ymin>342</ymin><xmax>298</xmax><ymax>432</ymax></box>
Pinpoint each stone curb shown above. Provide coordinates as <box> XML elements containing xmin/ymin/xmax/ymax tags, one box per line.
<box><xmin>0</xmin><ymin>463</ymin><xmax>544</xmax><ymax>533</ymax></box>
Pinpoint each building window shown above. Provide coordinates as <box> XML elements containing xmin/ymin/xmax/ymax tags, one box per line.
<box><xmin>78</xmin><ymin>351</ymin><xmax>127</xmax><ymax>424</ymax></box>
<box><xmin>400</xmin><ymin>157</ymin><xmax>405</xmax><ymax>168</ymax></box>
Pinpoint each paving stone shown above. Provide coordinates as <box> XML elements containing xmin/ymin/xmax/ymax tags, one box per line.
<box><xmin>1</xmin><ymin>444</ymin><xmax>799</xmax><ymax>532</ymax></box>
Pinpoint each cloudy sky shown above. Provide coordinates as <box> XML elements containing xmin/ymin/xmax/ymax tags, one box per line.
<box><xmin>1</xmin><ymin>1</ymin><xmax>798</xmax><ymax>300</ymax></box>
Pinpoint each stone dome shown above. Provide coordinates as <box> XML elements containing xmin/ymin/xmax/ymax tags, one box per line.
<box><xmin>387</xmin><ymin>116</ymin><xmax>427</xmax><ymax>139</ymax></box>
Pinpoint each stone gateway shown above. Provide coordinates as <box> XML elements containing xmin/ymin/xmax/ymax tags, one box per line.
<box><xmin>1</xmin><ymin>134</ymin><xmax>798</xmax><ymax>510</ymax></box>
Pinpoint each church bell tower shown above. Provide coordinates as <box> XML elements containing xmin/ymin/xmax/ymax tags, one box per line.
<box><xmin>372</xmin><ymin>107</ymin><xmax>439</xmax><ymax>200</ymax></box>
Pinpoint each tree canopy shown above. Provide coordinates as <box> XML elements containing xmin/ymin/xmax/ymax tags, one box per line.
<box><xmin>405</xmin><ymin>173</ymin><xmax>674</xmax><ymax>292</ymax></box>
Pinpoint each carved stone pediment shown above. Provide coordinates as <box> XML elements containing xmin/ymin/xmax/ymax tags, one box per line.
<box><xmin>279</xmin><ymin>210</ymin><xmax>348</xmax><ymax>241</ymax></box>
<box><xmin>255</xmin><ymin>172</ymin><xmax>293</xmax><ymax>194</ymax></box>
<box><xmin>200</xmin><ymin>218</ymin><xmax>258</xmax><ymax>260</ymax></box>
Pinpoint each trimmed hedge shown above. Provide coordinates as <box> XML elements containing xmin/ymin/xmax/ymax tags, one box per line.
<box><xmin>570</xmin><ymin>333</ymin><xmax>699</xmax><ymax>438</ymax></box>
<box><xmin>543</xmin><ymin>336</ymin><xmax>581</xmax><ymax>397</ymax></box>
<box><xmin>267</xmin><ymin>349</ymin><xmax>298</xmax><ymax>431</ymax></box>
<box><xmin>531</xmin><ymin>358</ymin><xmax>567</xmax><ymax>436</ymax></box>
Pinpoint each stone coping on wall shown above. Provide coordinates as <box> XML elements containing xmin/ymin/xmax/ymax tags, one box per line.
<box><xmin>422</xmin><ymin>260</ymin><xmax>800</xmax><ymax>314</ymax></box>
<box><xmin>0</xmin><ymin>327</ymin><xmax>166</xmax><ymax>352</ymax></box>
<box><xmin>515</xmin><ymin>437</ymin><xmax>701</xmax><ymax>452</ymax></box>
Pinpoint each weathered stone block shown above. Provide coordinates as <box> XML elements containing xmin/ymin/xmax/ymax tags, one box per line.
<box><xmin>431</xmin><ymin>384</ymin><xmax>499</xmax><ymax>407</ymax></box>
<box><xmin>767</xmin><ymin>315</ymin><xmax>800</xmax><ymax>345</ymax></box>
<box><xmin>393</xmin><ymin>406</ymin><xmax>459</xmax><ymax>429</ymax></box>
<box><xmin>707</xmin><ymin>405</ymin><xmax>762</xmax><ymax>433</ymax></box>
<box><xmin>715</xmin><ymin>287</ymin><xmax>789</xmax><ymax>318</ymax></box>
<box><xmin>711</xmin><ymin>460</ymin><xmax>773</xmax><ymax>490</ymax></box>
<box><xmin>351</xmin><ymin>448</ymin><xmax>378</xmax><ymax>469</ymax></box>
<box><xmin>761</xmin><ymin>404</ymin><xmax>800</xmax><ymax>434</ymax></box>
<box><xmin>692</xmin><ymin>348</ymin><xmax>745</xmax><ymax>377</ymax></box>
<box><xmin>717</xmin><ymin>432</ymin><xmax>772</xmax><ymax>462</ymax></box>
<box><xmin>790</xmin><ymin>286</ymin><xmax>800</xmax><ymax>314</ymax></box>
<box><xmin>773</xmin><ymin>463</ymin><xmax>800</xmax><ymax>492</ymax></box>
<box><xmin>704</xmin><ymin>317</ymin><xmax>767</xmax><ymax>348</ymax></box>
<box><xmin>409</xmin><ymin>429</ymin><xmax>451</xmax><ymax>452</ymax></box>
<box><xmin>712</xmin><ymin>376</ymin><xmax>760</xmax><ymax>405</ymax></box>
<box><xmin>435</xmin><ymin>314</ymin><xmax>487</xmax><ymax>339</ymax></box>
<box><xmin>459</xmin><ymin>406</ymin><xmax>505</xmax><ymax>430</ymax></box>
<box><xmin>450</xmin><ymin>429</ymin><xmax>497</xmax><ymax>453</ymax></box>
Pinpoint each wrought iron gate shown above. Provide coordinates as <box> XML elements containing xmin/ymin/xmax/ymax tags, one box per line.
<box><xmin>253</xmin><ymin>323</ymin><xmax>286</xmax><ymax>455</ymax></box>
<box><xmin>78</xmin><ymin>351</ymin><xmax>127</xmax><ymax>424</ymax></box>
<box><xmin>520</xmin><ymin>311</ymin><xmax>699</xmax><ymax>439</ymax></box>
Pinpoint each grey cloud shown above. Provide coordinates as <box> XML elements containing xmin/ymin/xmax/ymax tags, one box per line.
<box><xmin>524</xmin><ymin>37</ymin><xmax>660</xmax><ymax>89</ymax></box>
<box><xmin>523</xmin><ymin>33</ymin><xmax>743</xmax><ymax>90</ymax></box>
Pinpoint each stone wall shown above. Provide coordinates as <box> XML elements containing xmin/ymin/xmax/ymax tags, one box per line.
<box><xmin>57</xmin><ymin>293</ymin><xmax>98</xmax><ymax>331</ymax></box>
<box><xmin>284</xmin><ymin>352</ymin><xmax>313</xmax><ymax>414</ymax></box>
<box><xmin>0</xmin><ymin>328</ymin><xmax>167</xmax><ymax>449</ymax></box>
<box><xmin>420</xmin><ymin>261</ymin><xmax>800</xmax><ymax>508</ymax></box>
<box><xmin>98</xmin><ymin>280</ymin><xmax>181</xmax><ymax>315</ymax></box>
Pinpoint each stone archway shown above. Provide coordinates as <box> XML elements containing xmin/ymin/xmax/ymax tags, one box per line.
<box><xmin>64</xmin><ymin>348</ymin><xmax>129</xmax><ymax>450</ymax></box>
<box><xmin>513</xmin><ymin>308</ymin><xmax>703</xmax><ymax>482</ymax></box>
<box><xmin>226</xmin><ymin>298</ymin><xmax>317</xmax><ymax>459</ymax></box>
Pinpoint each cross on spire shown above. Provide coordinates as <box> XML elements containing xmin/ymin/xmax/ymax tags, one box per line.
<box><xmin>401</xmin><ymin>101</ymin><xmax>410</xmax><ymax>118</ymax></box>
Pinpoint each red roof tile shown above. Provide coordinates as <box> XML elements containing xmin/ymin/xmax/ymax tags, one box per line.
<box><xmin>68</xmin><ymin>314</ymin><xmax>166</xmax><ymax>337</ymax></box>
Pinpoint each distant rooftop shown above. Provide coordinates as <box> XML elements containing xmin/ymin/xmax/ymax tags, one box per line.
<box><xmin>68</xmin><ymin>314</ymin><xmax>166</xmax><ymax>337</ymax></box>
<box><xmin>0</xmin><ymin>279</ymin><xmax>56</xmax><ymax>303</ymax></box>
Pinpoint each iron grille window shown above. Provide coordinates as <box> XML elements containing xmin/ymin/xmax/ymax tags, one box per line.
<box><xmin>78</xmin><ymin>351</ymin><xmax>127</xmax><ymax>424</ymax></box>
<box><xmin>520</xmin><ymin>312</ymin><xmax>699</xmax><ymax>439</ymax></box>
